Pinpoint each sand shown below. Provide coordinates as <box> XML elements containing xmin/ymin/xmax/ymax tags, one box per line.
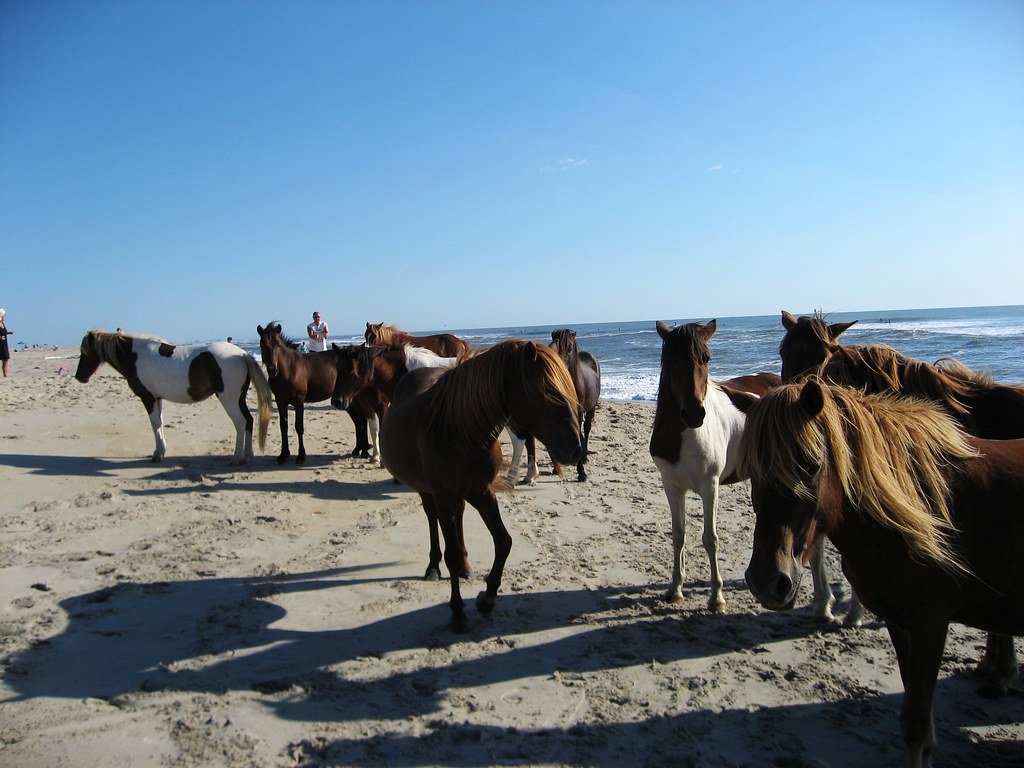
<box><xmin>0</xmin><ymin>347</ymin><xmax>1021</xmax><ymax>767</ymax></box>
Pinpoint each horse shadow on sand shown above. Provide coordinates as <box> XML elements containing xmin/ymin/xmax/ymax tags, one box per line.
<box><xmin>4</xmin><ymin>569</ymin><xmax>1020</xmax><ymax>767</ymax></box>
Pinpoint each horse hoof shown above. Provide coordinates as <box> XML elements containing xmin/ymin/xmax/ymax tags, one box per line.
<box><xmin>476</xmin><ymin>591</ymin><xmax>497</xmax><ymax>616</ymax></box>
<box><xmin>449</xmin><ymin>615</ymin><xmax>471</xmax><ymax>634</ymax></box>
<box><xmin>975</xmin><ymin>679</ymin><xmax>1010</xmax><ymax>699</ymax></box>
<box><xmin>424</xmin><ymin>568</ymin><xmax>441</xmax><ymax>582</ymax></box>
<box><xmin>576</xmin><ymin>472</ymin><xmax>587</xmax><ymax>482</ymax></box>
<box><xmin>708</xmin><ymin>601</ymin><xmax>727</xmax><ymax>614</ymax></box>
<box><xmin>664</xmin><ymin>591</ymin><xmax>684</xmax><ymax>605</ymax></box>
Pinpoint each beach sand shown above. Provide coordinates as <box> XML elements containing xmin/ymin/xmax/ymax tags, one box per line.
<box><xmin>1</xmin><ymin>348</ymin><xmax>1021</xmax><ymax>767</ymax></box>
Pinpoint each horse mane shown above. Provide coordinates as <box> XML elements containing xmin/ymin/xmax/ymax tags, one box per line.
<box><xmin>660</xmin><ymin>323</ymin><xmax>711</xmax><ymax>366</ymax></box>
<box><xmin>371</xmin><ymin>324</ymin><xmax>405</xmax><ymax>345</ymax></box>
<box><xmin>83</xmin><ymin>328</ymin><xmax>166</xmax><ymax>362</ymax></box>
<box><xmin>740</xmin><ymin>380</ymin><xmax>977</xmax><ymax>574</ymax></box>
<box><xmin>426</xmin><ymin>340</ymin><xmax>578</xmax><ymax>452</ymax></box>
<box><xmin>262</xmin><ymin>321</ymin><xmax>303</xmax><ymax>350</ymax></box>
<box><xmin>822</xmin><ymin>345</ymin><xmax>978</xmax><ymax>414</ymax></box>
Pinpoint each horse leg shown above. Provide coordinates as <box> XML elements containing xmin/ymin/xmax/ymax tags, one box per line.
<box><xmin>367</xmin><ymin>412</ymin><xmax>381</xmax><ymax>465</ymax></box>
<box><xmin>346</xmin><ymin>405</ymin><xmax>369</xmax><ymax>458</ymax></box>
<box><xmin>275</xmin><ymin>399</ymin><xmax>290</xmax><ymax>464</ymax></box>
<box><xmin>505</xmin><ymin>428</ymin><xmax>525</xmax><ymax>485</ymax></box>
<box><xmin>808</xmin><ymin>545</ymin><xmax>837</xmax><ymax>622</ymax></box>
<box><xmin>698</xmin><ymin>478</ymin><xmax>726</xmax><ymax>613</ymax></box>
<box><xmin>420</xmin><ymin>493</ymin><xmax>443</xmax><ymax>581</ymax></box>
<box><xmin>147</xmin><ymin>399</ymin><xmax>167</xmax><ymax>462</ymax></box>
<box><xmin>466</xmin><ymin>488</ymin><xmax>511</xmax><ymax>620</ymax></box>
<box><xmin>218</xmin><ymin>391</ymin><xmax>251</xmax><ymax>465</ymax></box>
<box><xmin>434</xmin><ymin>494</ymin><xmax>469</xmax><ymax>633</ymax></box>
<box><xmin>524</xmin><ymin>434</ymin><xmax>539</xmax><ymax>485</ymax></box>
<box><xmin>660</xmin><ymin>477</ymin><xmax>687</xmax><ymax>605</ymax></box>
<box><xmin>887</xmin><ymin>622</ymin><xmax>946</xmax><ymax>768</ymax></box>
<box><xmin>975</xmin><ymin>632</ymin><xmax>1020</xmax><ymax>698</ymax></box>
<box><xmin>294</xmin><ymin>402</ymin><xmax>306</xmax><ymax>463</ymax></box>
<box><xmin>576</xmin><ymin>407</ymin><xmax>595</xmax><ymax>481</ymax></box>
<box><xmin>844</xmin><ymin>588</ymin><xmax>865</xmax><ymax>627</ymax></box>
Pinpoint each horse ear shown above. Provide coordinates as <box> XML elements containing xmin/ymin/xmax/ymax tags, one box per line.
<box><xmin>551</xmin><ymin>330</ymin><xmax>559</xmax><ymax>341</ymax></box>
<box><xmin>721</xmin><ymin>385</ymin><xmax>758</xmax><ymax>414</ymax></box>
<box><xmin>781</xmin><ymin>311</ymin><xmax>798</xmax><ymax>330</ymax></box>
<box><xmin>273</xmin><ymin>323</ymin><xmax>282</xmax><ymax>333</ymax></box>
<box><xmin>701</xmin><ymin>319</ymin><xmax>718</xmax><ymax>340</ymax></box>
<box><xmin>798</xmin><ymin>380</ymin><xmax>827</xmax><ymax>417</ymax></box>
<box><xmin>829</xmin><ymin>320</ymin><xmax>857</xmax><ymax>340</ymax></box>
<box><xmin>331</xmin><ymin>342</ymin><xmax>341</xmax><ymax>353</ymax></box>
<box><xmin>656</xmin><ymin>321</ymin><xmax>671</xmax><ymax>340</ymax></box>
<box><xmin>257</xmin><ymin>325</ymin><xmax>264</xmax><ymax>335</ymax></box>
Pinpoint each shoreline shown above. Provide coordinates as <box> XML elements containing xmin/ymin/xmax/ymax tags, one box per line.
<box><xmin>1</xmin><ymin>348</ymin><xmax>1021</xmax><ymax>766</ymax></box>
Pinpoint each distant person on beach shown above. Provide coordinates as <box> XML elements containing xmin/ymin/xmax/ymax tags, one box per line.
<box><xmin>0</xmin><ymin>308</ymin><xmax>12</xmax><ymax>378</ymax></box>
<box><xmin>227</xmin><ymin>336</ymin><xmax>233</xmax><ymax>344</ymax></box>
<box><xmin>306</xmin><ymin>311</ymin><xmax>329</xmax><ymax>352</ymax></box>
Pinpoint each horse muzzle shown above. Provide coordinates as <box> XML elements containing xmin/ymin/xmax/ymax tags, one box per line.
<box><xmin>745</xmin><ymin>564</ymin><xmax>801</xmax><ymax>611</ymax></box>
<box><xmin>680</xmin><ymin>403</ymin><xmax>706</xmax><ymax>429</ymax></box>
<box><xmin>331</xmin><ymin>396</ymin><xmax>349</xmax><ymax>411</ymax></box>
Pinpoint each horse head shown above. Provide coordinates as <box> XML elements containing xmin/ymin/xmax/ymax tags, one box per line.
<box><xmin>256</xmin><ymin>322</ymin><xmax>285</xmax><ymax>377</ymax></box>
<box><xmin>550</xmin><ymin>328</ymin><xmax>579</xmax><ymax>363</ymax></box>
<box><xmin>75</xmin><ymin>329</ymin><xmax>109</xmax><ymax>383</ymax></box>
<box><xmin>779</xmin><ymin>311</ymin><xmax>856</xmax><ymax>381</ymax></box>
<box><xmin>365</xmin><ymin>322</ymin><xmax>384</xmax><ymax>345</ymax></box>
<box><xmin>656</xmin><ymin>320</ymin><xmax>717</xmax><ymax>429</ymax></box>
<box><xmin>505</xmin><ymin>341</ymin><xmax>582</xmax><ymax>467</ymax></box>
<box><xmin>330</xmin><ymin>343</ymin><xmax>370</xmax><ymax>410</ymax></box>
<box><xmin>739</xmin><ymin>380</ymin><xmax>836</xmax><ymax>611</ymax></box>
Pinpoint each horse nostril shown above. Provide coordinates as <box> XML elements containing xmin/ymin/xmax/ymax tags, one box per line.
<box><xmin>770</xmin><ymin>572</ymin><xmax>793</xmax><ymax>603</ymax></box>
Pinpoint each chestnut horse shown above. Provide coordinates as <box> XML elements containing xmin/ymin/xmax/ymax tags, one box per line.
<box><xmin>364</xmin><ymin>322</ymin><xmax>471</xmax><ymax>357</ymax></box>
<box><xmin>256</xmin><ymin>323</ymin><xmax>380</xmax><ymax>464</ymax></box>
<box><xmin>736</xmin><ymin>379</ymin><xmax>1024</xmax><ymax>768</ymax></box>
<box><xmin>781</xmin><ymin>311</ymin><xmax>1024</xmax><ymax>626</ymax></box>
<box><xmin>650</xmin><ymin>320</ymin><xmax>781</xmax><ymax>612</ymax></box>
<box><xmin>75</xmin><ymin>330</ymin><xmax>271</xmax><ymax>464</ymax></box>
<box><xmin>380</xmin><ymin>339</ymin><xmax>581</xmax><ymax>633</ymax></box>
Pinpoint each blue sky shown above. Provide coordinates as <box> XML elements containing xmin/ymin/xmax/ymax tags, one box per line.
<box><xmin>2</xmin><ymin>1</ymin><xmax>1022</xmax><ymax>346</ymax></box>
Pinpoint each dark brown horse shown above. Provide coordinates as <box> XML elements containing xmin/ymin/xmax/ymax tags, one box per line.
<box><xmin>549</xmin><ymin>328</ymin><xmax>601</xmax><ymax>481</ymax></box>
<box><xmin>330</xmin><ymin>343</ymin><xmax>459</xmax><ymax>464</ymax></box>
<box><xmin>364</xmin><ymin>322</ymin><xmax>471</xmax><ymax>357</ymax></box>
<box><xmin>736</xmin><ymin>379</ymin><xmax>1024</xmax><ymax>768</ymax></box>
<box><xmin>256</xmin><ymin>323</ymin><xmax>379</xmax><ymax>464</ymax></box>
<box><xmin>650</xmin><ymin>320</ymin><xmax>781</xmax><ymax>612</ymax></box>
<box><xmin>380</xmin><ymin>339</ymin><xmax>581</xmax><ymax>633</ymax></box>
<box><xmin>778</xmin><ymin>310</ymin><xmax>858</xmax><ymax>380</ymax></box>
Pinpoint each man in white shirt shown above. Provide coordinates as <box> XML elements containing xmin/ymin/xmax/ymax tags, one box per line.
<box><xmin>306</xmin><ymin>311</ymin><xmax>329</xmax><ymax>352</ymax></box>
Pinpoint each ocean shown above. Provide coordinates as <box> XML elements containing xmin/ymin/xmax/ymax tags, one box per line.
<box><xmin>239</xmin><ymin>305</ymin><xmax>1024</xmax><ymax>402</ymax></box>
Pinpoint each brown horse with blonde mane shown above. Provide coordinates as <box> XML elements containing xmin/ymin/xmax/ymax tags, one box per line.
<box><xmin>735</xmin><ymin>379</ymin><xmax>1024</xmax><ymax>768</ymax></box>
<box><xmin>364</xmin><ymin>322</ymin><xmax>471</xmax><ymax>357</ymax></box>
<box><xmin>380</xmin><ymin>339</ymin><xmax>581</xmax><ymax>633</ymax></box>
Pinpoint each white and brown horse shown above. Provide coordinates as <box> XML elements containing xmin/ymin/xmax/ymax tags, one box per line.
<box><xmin>75</xmin><ymin>330</ymin><xmax>271</xmax><ymax>464</ymax></box>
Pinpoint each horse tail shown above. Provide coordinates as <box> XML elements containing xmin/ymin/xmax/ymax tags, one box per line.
<box><xmin>245</xmin><ymin>354</ymin><xmax>273</xmax><ymax>451</ymax></box>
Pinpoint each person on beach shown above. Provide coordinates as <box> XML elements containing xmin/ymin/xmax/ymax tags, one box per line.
<box><xmin>0</xmin><ymin>308</ymin><xmax>12</xmax><ymax>378</ymax></box>
<box><xmin>306</xmin><ymin>311</ymin><xmax>329</xmax><ymax>352</ymax></box>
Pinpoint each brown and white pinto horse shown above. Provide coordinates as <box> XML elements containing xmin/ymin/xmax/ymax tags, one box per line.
<box><xmin>650</xmin><ymin>320</ymin><xmax>780</xmax><ymax>612</ymax></box>
<box><xmin>364</xmin><ymin>322</ymin><xmax>471</xmax><ymax>357</ymax></box>
<box><xmin>737</xmin><ymin>379</ymin><xmax>1024</xmax><ymax>768</ymax></box>
<box><xmin>75</xmin><ymin>330</ymin><xmax>271</xmax><ymax>464</ymax></box>
<box><xmin>256</xmin><ymin>323</ymin><xmax>381</xmax><ymax>464</ymax></box>
<box><xmin>380</xmin><ymin>339</ymin><xmax>581</xmax><ymax>633</ymax></box>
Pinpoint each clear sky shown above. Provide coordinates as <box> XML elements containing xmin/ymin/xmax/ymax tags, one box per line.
<box><xmin>2</xmin><ymin>1</ymin><xmax>1022</xmax><ymax>346</ymax></box>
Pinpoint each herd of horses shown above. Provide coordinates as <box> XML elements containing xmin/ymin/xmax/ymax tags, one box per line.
<box><xmin>74</xmin><ymin>313</ymin><xmax>1024</xmax><ymax>766</ymax></box>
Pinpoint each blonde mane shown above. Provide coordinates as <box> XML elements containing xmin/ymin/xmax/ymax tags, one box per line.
<box><xmin>821</xmin><ymin>345</ymin><xmax>977</xmax><ymax>414</ymax></box>
<box><xmin>741</xmin><ymin>380</ymin><xmax>978</xmax><ymax>573</ymax></box>
<box><xmin>426</xmin><ymin>340</ymin><xmax>578</xmax><ymax>453</ymax></box>
<box><xmin>368</xmin><ymin>323</ymin><xmax>404</xmax><ymax>345</ymax></box>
